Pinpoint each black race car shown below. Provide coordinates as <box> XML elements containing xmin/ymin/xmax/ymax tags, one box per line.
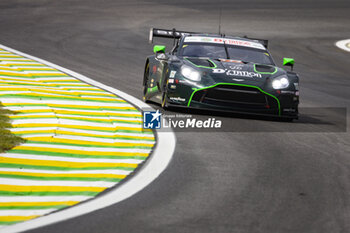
<box><xmin>143</xmin><ymin>28</ymin><xmax>299</xmax><ymax>119</ymax></box>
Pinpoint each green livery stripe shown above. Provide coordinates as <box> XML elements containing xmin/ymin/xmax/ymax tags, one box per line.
<box><xmin>147</xmin><ymin>86</ymin><xmax>158</xmax><ymax>93</ymax></box>
<box><xmin>184</xmin><ymin>57</ymin><xmax>217</xmax><ymax>69</ymax></box>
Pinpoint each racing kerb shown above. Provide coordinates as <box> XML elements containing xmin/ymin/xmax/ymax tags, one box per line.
<box><xmin>336</xmin><ymin>39</ymin><xmax>350</xmax><ymax>52</ymax></box>
<box><xmin>0</xmin><ymin>44</ymin><xmax>175</xmax><ymax>233</ymax></box>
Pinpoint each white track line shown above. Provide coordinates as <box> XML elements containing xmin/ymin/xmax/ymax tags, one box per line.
<box><xmin>0</xmin><ymin>210</ymin><xmax>59</xmax><ymax>217</ymax></box>
<box><xmin>0</xmin><ymin>44</ymin><xmax>176</xmax><ymax>233</ymax></box>
<box><xmin>0</xmin><ymin>168</ymin><xmax>132</xmax><ymax>175</ymax></box>
<box><xmin>17</xmin><ymin>143</ymin><xmax>151</xmax><ymax>153</ymax></box>
<box><xmin>1</xmin><ymin>153</ymin><xmax>145</xmax><ymax>164</ymax></box>
<box><xmin>335</xmin><ymin>39</ymin><xmax>350</xmax><ymax>52</ymax></box>
<box><xmin>0</xmin><ymin>178</ymin><xmax>116</xmax><ymax>188</ymax></box>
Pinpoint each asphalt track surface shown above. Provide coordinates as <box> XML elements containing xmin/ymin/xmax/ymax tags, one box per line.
<box><xmin>1</xmin><ymin>0</ymin><xmax>350</xmax><ymax>232</ymax></box>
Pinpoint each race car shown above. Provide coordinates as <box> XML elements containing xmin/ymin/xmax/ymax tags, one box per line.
<box><xmin>143</xmin><ymin>28</ymin><xmax>299</xmax><ymax>119</ymax></box>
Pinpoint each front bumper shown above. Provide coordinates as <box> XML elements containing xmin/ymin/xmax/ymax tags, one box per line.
<box><xmin>167</xmin><ymin>83</ymin><xmax>298</xmax><ymax>118</ymax></box>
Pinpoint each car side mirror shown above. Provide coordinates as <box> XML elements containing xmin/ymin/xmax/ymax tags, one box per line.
<box><xmin>153</xmin><ymin>45</ymin><xmax>166</xmax><ymax>54</ymax></box>
<box><xmin>283</xmin><ymin>58</ymin><xmax>295</xmax><ymax>71</ymax></box>
<box><xmin>154</xmin><ymin>45</ymin><xmax>168</xmax><ymax>60</ymax></box>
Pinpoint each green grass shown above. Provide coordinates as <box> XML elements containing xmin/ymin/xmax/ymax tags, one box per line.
<box><xmin>0</xmin><ymin>102</ymin><xmax>26</xmax><ymax>153</ymax></box>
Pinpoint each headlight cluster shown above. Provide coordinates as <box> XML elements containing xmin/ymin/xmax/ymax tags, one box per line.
<box><xmin>272</xmin><ymin>75</ymin><xmax>289</xmax><ymax>89</ymax></box>
<box><xmin>181</xmin><ymin>65</ymin><xmax>201</xmax><ymax>82</ymax></box>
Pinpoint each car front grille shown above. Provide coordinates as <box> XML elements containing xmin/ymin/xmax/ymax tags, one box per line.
<box><xmin>191</xmin><ymin>84</ymin><xmax>278</xmax><ymax>110</ymax></box>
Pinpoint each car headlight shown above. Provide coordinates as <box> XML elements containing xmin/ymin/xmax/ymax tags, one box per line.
<box><xmin>181</xmin><ymin>65</ymin><xmax>201</xmax><ymax>82</ymax></box>
<box><xmin>272</xmin><ymin>75</ymin><xmax>289</xmax><ymax>89</ymax></box>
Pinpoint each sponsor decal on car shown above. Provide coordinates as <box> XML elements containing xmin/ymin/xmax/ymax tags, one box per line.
<box><xmin>168</xmin><ymin>78</ymin><xmax>174</xmax><ymax>83</ymax></box>
<box><xmin>212</xmin><ymin>68</ymin><xmax>262</xmax><ymax>78</ymax></box>
<box><xmin>184</xmin><ymin>36</ymin><xmax>266</xmax><ymax>50</ymax></box>
<box><xmin>219</xmin><ymin>59</ymin><xmax>244</xmax><ymax>63</ymax></box>
<box><xmin>229</xmin><ymin>65</ymin><xmax>244</xmax><ymax>70</ymax></box>
<box><xmin>170</xmin><ymin>97</ymin><xmax>186</xmax><ymax>102</ymax></box>
<box><xmin>169</xmin><ymin>70</ymin><xmax>177</xmax><ymax>78</ymax></box>
<box><xmin>294</xmin><ymin>83</ymin><xmax>299</xmax><ymax>90</ymax></box>
<box><xmin>232</xmin><ymin>78</ymin><xmax>245</xmax><ymax>82</ymax></box>
<box><xmin>283</xmin><ymin>108</ymin><xmax>297</xmax><ymax>112</ymax></box>
<box><xmin>280</xmin><ymin>90</ymin><xmax>295</xmax><ymax>94</ymax></box>
<box><xmin>152</xmin><ymin>65</ymin><xmax>157</xmax><ymax>74</ymax></box>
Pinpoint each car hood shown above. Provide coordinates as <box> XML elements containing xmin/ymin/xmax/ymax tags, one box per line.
<box><xmin>184</xmin><ymin>57</ymin><xmax>286</xmax><ymax>88</ymax></box>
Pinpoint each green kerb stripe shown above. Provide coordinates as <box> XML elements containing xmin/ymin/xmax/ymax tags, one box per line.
<box><xmin>0</xmin><ymin>191</ymin><xmax>99</xmax><ymax>196</ymax></box>
<box><xmin>8</xmin><ymin>149</ymin><xmax>148</xmax><ymax>159</ymax></box>
<box><xmin>0</xmin><ymin>94</ymin><xmax>125</xmax><ymax>103</ymax></box>
<box><xmin>0</xmin><ymin>221</ymin><xmax>23</xmax><ymax>225</ymax></box>
<box><xmin>0</xmin><ymin>174</ymin><xmax>122</xmax><ymax>182</ymax></box>
<box><xmin>0</xmin><ymin>163</ymin><xmax>135</xmax><ymax>171</ymax></box>
<box><xmin>0</xmin><ymin>205</ymin><xmax>69</xmax><ymax>210</ymax></box>
<box><xmin>25</xmin><ymin>140</ymin><xmax>153</xmax><ymax>149</ymax></box>
<box><xmin>11</xmin><ymin>116</ymin><xmax>142</xmax><ymax>125</ymax></box>
<box><xmin>12</xmin><ymin>133</ymin><xmax>155</xmax><ymax>141</ymax></box>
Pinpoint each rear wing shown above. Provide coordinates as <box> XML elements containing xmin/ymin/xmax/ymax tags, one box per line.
<box><xmin>243</xmin><ymin>36</ymin><xmax>268</xmax><ymax>48</ymax></box>
<box><xmin>149</xmin><ymin>28</ymin><xmax>268</xmax><ymax>48</ymax></box>
<box><xmin>149</xmin><ymin>28</ymin><xmax>197</xmax><ymax>44</ymax></box>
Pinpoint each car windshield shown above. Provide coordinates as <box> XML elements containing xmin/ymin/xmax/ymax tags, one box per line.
<box><xmin>180</xmin><ymin>43</ymin><xmax>274</xmax><ymax>65</ymax></box>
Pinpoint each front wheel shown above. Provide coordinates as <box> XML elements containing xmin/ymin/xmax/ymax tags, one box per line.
<box><xmin>143</xmin><ymin>86</ymin><xmax>150</xmax><ymax>103</ymax></box>
<box><xmin>161</xmin><ymin>91</ymin><xmax>168</xmax><ymax>109</ymax></box>
<box><xmin>143</xmin><ymin>63</ymin><xmax>150</xmax><ymax>103</ymax></box>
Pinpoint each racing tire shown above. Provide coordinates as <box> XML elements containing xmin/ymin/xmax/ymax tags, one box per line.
<box><xmin>161</xmin><ymin>91</ymin><xmax>168</xmax><ymax>109</ymax></box>
<box><xmin>143</xmin><ymin>63</ymin><xmax>150</xmax><ymax>103</ymax></box>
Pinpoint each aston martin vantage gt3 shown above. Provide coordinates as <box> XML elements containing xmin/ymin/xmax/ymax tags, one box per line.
<box><xmin>143</xmin><ymin>28</ymin><xmax>299</xmax><ymax>119</ymax></box>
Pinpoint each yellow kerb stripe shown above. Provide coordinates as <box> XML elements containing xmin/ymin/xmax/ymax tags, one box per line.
<box><xmin>53</xmin><ymin>109</ymin><xmax>140</xmax><ymax>116</ymax></box>
<box><xmin>0</xmin><ymin>67</ymin><xmax>56</xmax><ymax>71</ymax></box>
<box><xmin>0</xmin><ymin>201</ymin><xmax>79</xmax><ymax>207</ymax></box>
<box><xmin>12</xmin><ymin>123</ymin><xmax>144</xmax><ymax>132</ymax></box>
<box><xmin>0</xmin><ymin>171</ymin><xmax>126</xmax><ymax>179</ymax></box>
<box><xmin>0</xmin><ymin>216</ymin><xmax>39</xmax><ymax>222</ymax></box>
<box><xmin>12</xmin><ymin>130</ymin><xmax>154</xmax><ymax>140</ymax></box>
<box><xmin>26</xmin><ymin>137</ymin><xmax>153</xmax><ymax>147</ymax></box>
<box><xmin>0</xmin><ymin>78</ymin><xmax>76</xmax><ymax>82</ymax></box>
<box><xmin>11</xmin><ymin>146</ymin><xmax>149</xmax><ymax>157</ymax></box>
<box><xmin>0</xmin><ymin>157</ymin><xmax>138</xmax><ymax>168</ymax></box>
<box><xmin>0</xmin><ymin>71</ymin><xmax>68</xmax><ymax>77</ymax></box>
<box><xmin>53</xmin><ymin>130</ymin><xmax>154</xmax><ymax>139</ymax></box>
<box><xmin>0</xmin><ymin>185</ymin><xmax>105</xmax><ymax>192</ymax></box>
